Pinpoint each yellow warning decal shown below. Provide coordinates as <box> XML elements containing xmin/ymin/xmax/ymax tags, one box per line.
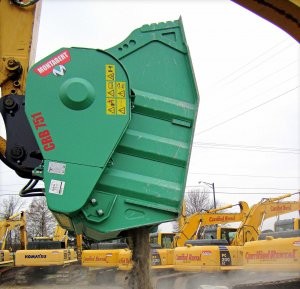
<box><xmin>106</xmin><ymin>98</ymin><xmax>116</xmax><ymax>115</ymax></box>
<box><xmin>105</xmin><ymin>64</ymin><xmax>127</xmax><ymax>115</ymax></box>
<box><xmin>116</xmin><ymin>82</ymin><xmax>126</xmax><ymax>98</ymax></box>
<box><xmin>117</xmin><ymin>98</ymin><xmax>126</xmax><ymax>115</ymax></box>
<box><xmin>106</xmin><ymin>81</ymin><xmax>115</xmax><ymax>97</ymax></box>
<box><xmin>105</xmin><ymin>64</ymin><xmax>115</xmax><ymax>81</ymax></box>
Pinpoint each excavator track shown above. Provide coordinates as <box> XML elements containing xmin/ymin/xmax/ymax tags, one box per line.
<box><xmin>0</xmin><ymin>264</ymin><xmax>88</xmax><ymax>286</ymax></box>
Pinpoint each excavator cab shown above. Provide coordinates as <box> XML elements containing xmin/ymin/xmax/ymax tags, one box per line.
<box><xmin>199</xmin><ymin>226</ymin><xmax>238</xmax><ymax>242</ymax></box>
<box><xmin>27</xmin><ymin>238</ymin><xmax>66</xmax><ymax>250</ymax></box>
<box><xmin>149</xmin><ymin>232</ymin><xmax>176</xmax><ymax>249</ymax></box>
<box><xmin>275</xmin><ymin>218</ymin><xmax>300</xmax><ymax>231</ymax></box>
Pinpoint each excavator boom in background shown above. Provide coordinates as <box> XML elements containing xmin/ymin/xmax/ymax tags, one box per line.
<box><xmin>174</xmin><ymin>201</ymin><xmax>249</xmax><ymax>246</ymax></box>
<box><xmin>0</xmin><ymin>211</ymin><xmax>27</xmax><ymax>250</ymax></box>
<box><xmin>173</xmin><ymin>193</ymin><xmax>300</xmax><ymax>273</ymax></box>
<box><xmin>0</xmin><ymin>211</ymin><xmax>27</xmax><ymax>267</ymax></box>
<box><xmin>231</xmin><ymin>193</ymin><xmax>300</xmax><ymax>246</ymax></box>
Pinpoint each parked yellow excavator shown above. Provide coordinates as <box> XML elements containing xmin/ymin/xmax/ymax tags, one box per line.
<box><xmin>173</xmin><ymin>192</ymin><xmax>300</xmax><ymax>273</ymax></box>
<box><xmin>14</xmin><ymin>223</ymin><xmax>78</xmax><ymax>284</ymax></box>
<box><xmin>242</xmin><ymin>236</ymin><xmax>300</xmax><ymax>272</ymax></box>
<box><xmin>242</xmin><ymin>216</ymin><xmax>300</xmax><ymax>273</ymax></box>
<box><xmin>108</xmin><ymin>195</ymin><xmax>300</xmax><ymax>287</ymax></box>
<box><xmin>81</xmin><ymin>201</ymin><xmax>250</xmax><ymax>286</ymax></box>
<box><xmin>82</xmin><ymin>232</ymin><xmax>176</xmax><ymax>270</ymax></box>
<box><xmin>15</xmin><ymin>223</ymin><xmax>76</xmax><ymax>266</ymax></box>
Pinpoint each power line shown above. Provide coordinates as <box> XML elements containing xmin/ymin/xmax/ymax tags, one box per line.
<box><xmin>204</xmin><ymin>74</ymin><xmax>298</xmax><ymax>126</ymax></box>
<box><xmin>186</xmin><ymin>185</ymin><xmax>299</xmax><ymax>191</ymax></box>
<box><xmin>215</xmin><ymin>42</ymin><xmax>296</xmax><ymax>88</ymax></box>
<box><xmin>194</xmin><ymin>149</ymin><xmax>299</xmax><ymax>154</ymax></box>
<box><xmin>217</xmin><ymin>186</ymin><xmax>299</xmax><ymax>191</ymax></box>
<box><xmin>196</xmin><ymin>86</ymin><xmax>299</xmax><ymax>135</ymax></box>
<box><xmin>192</xmin><ymin>141</ymin><xmax>300</xmax><ymax>154</ymax></box>
<box><xmin>213</xmin><ymin>38</ymin><xmax>291</xmax><ymax>86</ymax></box>
<box><xmin>186</xmin><ymin>191</ymin><xmax>299</xmax><ymax>195</ymax></box>
<box><xmin>189</xmin><ymin>172</ymin><xmax>299</xmax><ymax>179</ymax></box>
<box><xmin>193</xmin><ymin>146</ymin><xmax>300</xmax><ymax>154</ymax></box>
<box><xmin>230</xmin><ymin>60</ymin><xmax>297</xmax><ymax>95</ymax></box>
<box><xmin>193</xmin><ymin>141</ymin><xmax>300</xmax><ymax>151</ymax></box>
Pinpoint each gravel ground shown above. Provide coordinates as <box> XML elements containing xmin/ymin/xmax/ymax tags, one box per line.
<box><xmin>1</xmin><ymin>270</ymin><xmax>299</xmax><ymax>289</ymax></box>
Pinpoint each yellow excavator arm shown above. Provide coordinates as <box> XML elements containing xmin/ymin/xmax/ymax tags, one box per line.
<box><xmin>173</xmin><ymin>201</ymin><xmax>249</xmax><ymax>247</ymax></box>
<box><xmin>231</xmin><ymin>192</ymin><xmax>300</xmax><ymax>246</ymax></box>
<box><xmin>0</xmin><ymin>0</ymin><xmax>41</xmax><ymax>161</ymax></box>
<box><xmin>231</xmin><ymin>0</ymin><xmax>300</xmax><ymax>42</ymax></box>
<box><xmin>52</xmin><ymin>225</ymin><xmax>67</xmax><ymax>241</ymax></box>
<box><xmin>52</xmin><ymin>224</ymin><xmax>68</xmax><ymax>248</ymax></box>
<box><xmin>0</xmin><ymin>0</ymin><xmax>41</xmax><ymax>96</ymax></box>
<box><xmin>0</xmin><ymin>211</ymin><xmax>27</xmax><ymax>250</ymax></box>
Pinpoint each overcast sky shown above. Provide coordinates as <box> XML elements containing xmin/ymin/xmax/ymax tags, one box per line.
<box><xmin>1</xmin><ymin>0</ymin><xmax>299</xmax><ymax>229</ymax></box>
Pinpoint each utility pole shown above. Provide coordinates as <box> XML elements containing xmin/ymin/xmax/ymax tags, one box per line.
<box><xmin>199</xmin><ymin>181</ymin><xmax>216</xmax><ymax>209</ymax></box>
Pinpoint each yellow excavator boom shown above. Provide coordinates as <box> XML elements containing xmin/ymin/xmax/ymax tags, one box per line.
<box><xmin>173</xmin><ymin>201</ymin><xmax>250</xmax><ymax>247</ymax></box>
<box><xmin>231</xmin><ymin>0</ymin><xmax>300</xmax><ymax>42</ymax></box>
<box><xmin>231</xmin><ymin>193</ymin><xmax>300</xmax><ymax>246</ymax></box>
<box><xmin>0</xmin><ymin>211</ymin><xmax>27</xmax><ymax>250</ymax></box>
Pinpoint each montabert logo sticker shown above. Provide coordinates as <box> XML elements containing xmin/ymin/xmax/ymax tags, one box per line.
<box><xmin>34</xmin><ymin>50</ymin><xmax>71</xmax><ymax>76</ymax></box>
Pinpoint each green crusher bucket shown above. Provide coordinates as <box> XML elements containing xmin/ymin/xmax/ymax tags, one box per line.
<box><xmin>25</xmin><ymin>19</ymin><xmax>199</xmax><ymax>241</ymax></box>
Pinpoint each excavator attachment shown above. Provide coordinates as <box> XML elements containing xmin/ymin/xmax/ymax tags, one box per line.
<box><xmin>23</xmin><ymin>19</ymin><xmax>199</xmax><ymax>241</ymax></box>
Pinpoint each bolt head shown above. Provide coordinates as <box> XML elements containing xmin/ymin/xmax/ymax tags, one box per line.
<box><xmin>97</xmin><ymin>209</ymin><xmax>104</xmax><ymax>216</ymax></box>
<box><xmin>8</xmin><ymin>59</ymin><xmax>16</xmax><ymax>67</ymax></box>
<box><xmin>90</xmin><ymin>198</ymin><xmax>97</xmax><ymax>205</ymax></box>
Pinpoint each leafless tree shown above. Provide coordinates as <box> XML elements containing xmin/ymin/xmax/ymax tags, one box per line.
<box><xmin>172</xmin><ymin>189</ymin><xmax>216</xmax><ymax>232</ymax></box>
<box><xmin>0</xmin><ymin>195</ymin><xmax>26</xmax><ymax>249</ymax></box>
<box><xmin>0</xmin><ymin>195</ymin><xmax>25</xmax><ymax>219</ymax></box>
<box><xmin>26</xmin><ymin>197</ymin><xmax>57</xmax><ymax>238</ymax></box>
<box><xmin>184</xmin><ymin>189</ymin><xmax>216</xmax><ymax>216</ymax></box>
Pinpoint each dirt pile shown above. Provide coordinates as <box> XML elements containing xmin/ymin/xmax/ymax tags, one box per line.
<box><xmin>128</xmin><ymin>227</ymin><xmax>153</xmax><ymax>289</ymax></box>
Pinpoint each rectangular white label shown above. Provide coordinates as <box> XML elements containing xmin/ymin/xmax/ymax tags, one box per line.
<box><xmin>49</xmin><ymin>179</ymin><xmax>65</xmax><ymax>195</ymax></box>
<box><xmin>48</xmin><ymin>162</ymin><xmax>66</xmax><ymax>175</ymax></box>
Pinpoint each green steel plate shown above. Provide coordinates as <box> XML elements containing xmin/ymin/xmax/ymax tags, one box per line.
<box><xmin>26</xmin><ymin>19</ymin><xmax>199</xmax><ymax>241</ymax></box>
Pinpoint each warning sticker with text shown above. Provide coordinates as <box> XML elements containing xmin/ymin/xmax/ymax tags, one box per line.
<box><xmin>106</xmin><ymin>98</ymin><xmax>116</xmax><ymax>115</ymax></box>
<box><xmin>49</xmin><ymin>180</ymin><xmax>65</xmax><ymax>195</ymax></box>
<box><xmin>117</xmin><ymin>98</ymin><xmax>126</xmax><ymax>115</ymax></box>
<box><xmin>105</xmin><ymin>64</ymin><xmax>127</xmax><ymax>115</ymax></box>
